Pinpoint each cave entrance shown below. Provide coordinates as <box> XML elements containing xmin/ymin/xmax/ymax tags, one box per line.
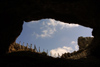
<box><xmin>15</xmin><ymin>19</ymin><xmax>93</xmax><ymax>57</ymax></box>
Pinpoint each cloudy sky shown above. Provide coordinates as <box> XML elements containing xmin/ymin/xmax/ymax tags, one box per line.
<box><xmin>16</xmin><ymin>19</ymin><xmax>93</xmax><ymax>57</ymax></box>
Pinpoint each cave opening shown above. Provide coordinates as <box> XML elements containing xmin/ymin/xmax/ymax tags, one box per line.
<box><xmin>15</xmin><ymin>19</ymin><xmax>93</xmax><ymax>57</ymax></box>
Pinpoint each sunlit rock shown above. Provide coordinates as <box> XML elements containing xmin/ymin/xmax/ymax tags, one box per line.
<box><xmin>78</xmin><ymin>36</ymin><xmax>93</xmax><ymax>50</ymax></box>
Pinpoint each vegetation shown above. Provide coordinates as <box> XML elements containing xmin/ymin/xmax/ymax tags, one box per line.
<box><xmin>8</xmin><ymin>42</ymin><xmax>48</xmax><ymax>56</ymax></box>
<box><xmin>1</xmin><ymin>39</ymin><xmax>99</xmax><ymax>67</ymax></box>
<box><xmin>61</xmin><ymin>49</ymin><xmax>87</xmax><ymax>59</ymax></box>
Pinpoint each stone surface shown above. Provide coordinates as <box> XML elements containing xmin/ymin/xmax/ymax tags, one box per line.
<box><xmin>0</xmin><ymin>0</ymin><xmax>100</xmax><ymax>57</ymax></box>
<box><xmin>78</xmin><ymin>37</ymin><xmax>93</xmax><ymax>50</ymax></box>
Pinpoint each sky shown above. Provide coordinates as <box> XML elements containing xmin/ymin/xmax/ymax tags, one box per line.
<box><xmin>16</xmin><ymin>19</ymin><xmax>93</xmax><ymax>57</ymax></box>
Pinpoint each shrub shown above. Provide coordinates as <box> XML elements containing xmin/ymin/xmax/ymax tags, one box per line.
<box><xmin>41</xmin><ymin>52</ymin><xmax>48</xmax><ymax>56</ymax></box>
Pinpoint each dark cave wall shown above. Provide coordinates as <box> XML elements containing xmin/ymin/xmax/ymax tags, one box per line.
<box><xmin>89</xmin><ymin>27</ymin><xmax>100</xmax><ymax>57</ymax></box>
<box><xmin>0</xmin><ymin>0</ymin><xmax>100</xmax><ymax>57</ymax></box>
<box><xmin>0</xmin><ymin>0</ymin><xmax>98</xmax><ymax>28</ymax></box>
<box><xmin>0</xmin><ymin>21</ymin><xmax>23</xmax><ymax>54</ymax></box>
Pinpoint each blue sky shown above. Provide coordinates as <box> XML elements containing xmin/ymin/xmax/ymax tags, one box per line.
<box><xmin>16</xmin><ymin>19</ymin><xmax>93</xmax><ymax>57</ymax></box>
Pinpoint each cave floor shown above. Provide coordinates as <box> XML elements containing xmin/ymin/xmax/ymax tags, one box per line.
<box><xmin>0</xmin><ymin>51</ymin><xmax>100</xmax><ymax>67</ymax></box>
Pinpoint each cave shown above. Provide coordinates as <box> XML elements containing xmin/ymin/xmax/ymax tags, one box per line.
<box><xmin>14</xmin><ymin>19</ymin><xmax>93</xmax><ymax>58</ymax></box>
<box><xmin>0</xmin><ymin>0</ymin><xmax>100</xmax><ymax>66</ymax></box>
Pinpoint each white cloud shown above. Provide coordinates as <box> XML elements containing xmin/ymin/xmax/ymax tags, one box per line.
<box><xmin>32</xmin><ymin>31</ymin><xmax>51</xmax><ymax>38</ymax></box>
<box><xmin>58</xmin><ymin>23</ymin><xmax>79</xmax><ymax>29</ymax></box>
<box><xmin>50</xmin><ymin>46</ymin><xmax>73</xmax><ymax>57</ymax></box>
<box><xmin>34</xmin><ymin>19</ymin><xmax>57</xmax><ymax>38</ymax></box>
<box><xmin>28</xmin><ymin>19</ymin><xmax>79</xmax><ymax>38</ymax></box>
<box><xmin>75</xmin><ymin>45</ymin><xmax>79</xmax><ymax>50</ymax></box>
<box><xmin>91</xmin><ymin>36</ymin><xmax>94</xmax><ymax>37</ymax></box>
<box><xmin>39</xmin><ymin>30</ymin><xmax>50</xmax><ymax>38</ymax></box>
<box><xmin>38</xmin><ymin>19</ymin><xmax>79</xmax><ymax>38</ymax></box>
<box><xmin>71</xmin><ymin>41</ymin><xmax>76</xmax><ymax>44</ymax></box>
<box><xmin>47</xmin><ymin>19</ymin><xmax>79</xmax><ymax>29</ymax></box>
<box><xmin>70</xmin><ymin>41</ymin><xmax>79</xmax><ymax>51</ymax></box>
<box><xmin>47</xmin><ymin>19</ymin><xmax>58</xmax><ymax>26</ymax></box>
<box><xmin>35</xmin><ymin>27</ymin><xmax>56</xmax><ymax>38</ymax></box>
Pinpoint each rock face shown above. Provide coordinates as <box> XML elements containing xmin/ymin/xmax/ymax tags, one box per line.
<box><xmin>0</xmin><ymin>0</ymin><xmax>100</xmax><ymax>57</ymax></box>
<box><xmin>61</xmin><ymin>37</ymin><xmax>94</xmax><ymax>59</ymax></box>
<box><xmin>78</xmin><ymin>37</ymin><xmax>93</xmax><ymax>50</ymax></box>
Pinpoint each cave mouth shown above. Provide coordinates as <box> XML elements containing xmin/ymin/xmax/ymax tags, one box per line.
<box><xmin>15</xmin><ymin>19</ymin><xmax>93</xmax><ymax>57</ymax></box>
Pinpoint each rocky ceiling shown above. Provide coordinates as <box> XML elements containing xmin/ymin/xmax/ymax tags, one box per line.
<box><xmin>0</xmin><ymin>0</ymin><xmax>100</xmax><ymax>57</ymax></box>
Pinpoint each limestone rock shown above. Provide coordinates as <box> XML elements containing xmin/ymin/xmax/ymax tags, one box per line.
<box><xmin>78</xmin><ymin>36</ymin><xmax>93</xmax><ymax>50</ymax></box>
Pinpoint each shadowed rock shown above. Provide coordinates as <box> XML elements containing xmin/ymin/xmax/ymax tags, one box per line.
<box><xmin>78</xmin><ymin>36</ymin><xmax>93</xmax><ymax>50</ymax></box>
